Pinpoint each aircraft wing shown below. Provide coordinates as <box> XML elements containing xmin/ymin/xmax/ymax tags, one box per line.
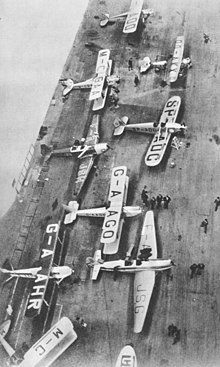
<box><xmin>137</xmin><ymin>210</ymin><xmax>157</xmax><ymax>259</ymax></box>
<box><xmin>19</xmin><ymin>317</ymin><xmax>77</xmax><ymax>367</ymax></box>
<box><xmin>168</xmin><ymin>36</ymin><xmax>184</xmax><ymax>83</ymax></box>
<box><xmin>145</xmin><ymin>129</ymin><xmax>172</xmax><ymax>167</ymax></box>
<box><xmin>25</xmin><ymin>222</ymin><xmax>60</xmax><ymax>318</ymax></box>
<box><xmin>89</xmin><ymin>49</ymin><xmax>110</xmax><ymax>101</ymax></box>
<box><xmin>134</xmin><ymin>270</ymin><xmax>155</xmax><ymax>333</ymax></box>
<box><xmin>123</xmin><ymin>0</ymin><xmax>143</xmax><ymax>33</ymax></box>
<box><xmin>74</xmin><ymin>156</ymin><xmax>94</xmax><ymax>196</ymax></box>
<box><xmin>101</xmin><ymin>166</ymin><xmax>127</xmax><ymax>245</ymax></box>
<box><xmin>85</xmin><ymin>114</ymin><xmax>100</xmax><ymax>145</ymax></box>
<box><xmin>115</xmin><ymin>345</ymin><xmax>137</xmax><ymax>367</ymax></box>
<box><xmin>145</xmin><ymin>95</ymin><xmax>181</xmax><ymax>167</ymax></box>
<box><xmin>73</xmin><ymin>115</ymin><xmax>100</xmax><ymax>196</ymax></box>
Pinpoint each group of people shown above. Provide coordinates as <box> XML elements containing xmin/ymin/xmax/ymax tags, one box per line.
<box><xmin>141</xmin><ymin>186</ymin><xmax>171</xmax><ymax>209</ymax></box>
<box><xmin>168</xmin><ymin>324</ymin><xmax>181</xmax><ymax>345</ymax></box>
<box><xmin>189</xmin><ymin>263</ymin><xmax>205</xmax><ymax>279</ymax></box>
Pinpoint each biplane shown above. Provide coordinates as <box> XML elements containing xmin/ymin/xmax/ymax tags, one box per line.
<box><xmin>87</xmin><ymin>211</ymin><xmax>174</xmax><ymax>333</ymax></box>
<box><xmin>114</xmin><ymin>96</ymin><xmax>186</xmax><ymax>167</ymax></box>
<box><xmin>60</xmin><ymin>49</ymin><xmax>119</xmax><ymax>110</ymax></box>
<box><xmin>63</xmin><ymin>166</ymin><xmax>141</xmax><ymax>255</ymax></box>
<box><xmin>42</xmin><ymin>115</ymin><xmax>109</xmax><ymax>197</ymax></box>
<box><xmin>100</xmin><ymin>0</ymin><xmax>153</xmax><ymax>34</ymax></box>
<box><xmin>0</xmin><ymin>317</ymin><xmax>77</xmax><ymax>367</ymax></box>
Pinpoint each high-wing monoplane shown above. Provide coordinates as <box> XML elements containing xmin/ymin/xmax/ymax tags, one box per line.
<box><xmin>87</xmin><ymin>210</ymin><xmax>174</xmax><ymax>333</ymax></box>
<box><xmin>0</xmin><ymin>317</ymin><xmax>77</xmax><ymax>367</ymax></box>
<box><xmin>60</xmin><ymin>49</ymin><xmax>119</xmax><ymax>110</ymax></box>
<box><xmin>114</xmin><ymin>96</ymin><xmax>186</xmax><ymax>167</ymax></box>
<box><xmin>100</xmin><ymin>0</ymin><xmax>153</xmax><ymax>34</ymax></box>
<box><xmin>42</xmin><ymin>115</ymin><xmax>109</xmax><ymax>197</ymax></box>
<box><xmin>63</xmin><ymin>166</ymin><xmax>142</xmax><ymax>255</ymax></box>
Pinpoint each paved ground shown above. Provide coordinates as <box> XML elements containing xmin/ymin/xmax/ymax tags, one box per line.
<box><xmin>1</xmin><ymin>0</ymin><xmax>220</xmax><ymax>366</ymax></box>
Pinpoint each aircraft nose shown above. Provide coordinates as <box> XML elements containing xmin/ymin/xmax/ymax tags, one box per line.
<box><xmin>171</xmin><ymin>260</ymin><xmax>176</xmax><ymax>266</ymax></box>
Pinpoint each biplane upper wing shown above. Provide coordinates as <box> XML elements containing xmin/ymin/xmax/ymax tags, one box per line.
<box><xmin>73</xmin><ymin>115</ymin><xmax>100</xmax><ymax>196</ymax></box>
<box><xmin>145</xmin><ymin>95</ymin><xmax>181</xmax><ymax>167</ymax></box>
<box><xmin>101</xmin><ymin>166</ymin><xmax>127</xmax><ymax>245</ymax></box>
<box><xmin>89</xmin><ymin>49</ymin><xmax>110</xmax><ymax>101</ymax></box>
<box><xmin>25</xmin><ymin>222</ymin><xmax>60</xmax><ymax>318</ymax></box>
<box><xmin>133</xmin><ymin>211</ymin><xmax>156</xmax><ymax>333</ymax></box>
<box><xmin>123</xmin><ymin>0</ymin><xmax>143</xmax><ymax>34</ymax></box>
<box><xmin>168</xmin><ymin>36</ymin><xmax>184</xmax><ymax>83</ymax></box>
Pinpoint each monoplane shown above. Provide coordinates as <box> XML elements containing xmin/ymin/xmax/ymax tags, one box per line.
<box><xmin>113</xmin><ymin>96</ymin><xmax>186</xmax><ymax>167</ymax></box>
<box><xmin>41</xmin><ymin>115</ymin><xmax>109</xmax><ymax>197</ymax></box>
<box><xmin>0</xmin><ymin>317</ymin><xmax>77</xmax><ymax>367</ymax></box>
<box><xmin>60</xmin><ymin>49</ymin><xmax>119</xmax><ymax>110</ymax></box>
<box><xmin>100</xmin><ymin>0</ymin><xmax>153</xmax><ymax>34</ymax></box>
<box><xmin>87</xmin><ymin>211</ymin><xmax>174</xmax><ymax>333</ymax></box>
<box><xmin>63</xmin><ymin>166</ymin><xmax>142</xmax><ymax>255</ymax></box>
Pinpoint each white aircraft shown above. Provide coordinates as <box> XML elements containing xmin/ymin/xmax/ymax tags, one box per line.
<box><xmin>60</xmin><ymin>49</ymin><xmax>119</xmax><ymax>111</ymax></box>
<box><xmin>87</xmin><ymin>211</ymin><xmax>174</xmax><ymax>333</ymax></box>
<box><xmin>139</xmin><ymin>36</ymin><xmax>192</xmax><ymax>81</ymax></box>
<box><xmin>113</xmin><ymin>96</ymin><xmax>186</xmax><ymax>167</ymax></box>
<box><xmin>100</xmin><ymin>0</ymin><xmax>154</xmax><ymax>34</ymax></box>
<box><xmin>0</xmin><ymin>317</ymin><xmax>77</xmax><ymax>367</ymax></box>
<box><xmin>63</xmin><ymin>166</ymin><xmax>142</xmax><ymax>255</ymax></box>
<box><xmin>42</xmin><ymin>115</ymin><xmax>109</xmax><ymax>196</ymax></box>
<box><xmin>0</xmin><ymin>264</ymin><xmax>73</xmax><ymax>285</ymax></box>
<box><xmin>115</xmin><ymin>344</ymin><xmax>137</xmax><ymax>367</ymax></box>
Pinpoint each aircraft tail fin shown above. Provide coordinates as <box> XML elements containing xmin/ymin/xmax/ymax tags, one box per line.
<box><xmin>100</xmin><ymin>13</ymin><xmax>110</xmax><ymax>27</ymax></box>
<box><xmin>142</xmin><ymin>8</ymin><xmax>154</xmax><ymax>17</ymax></box>
<box><xmin>86</xmin><ymin>250</ymin><xmax>103</xmax><ymax>280</ymax></box>
<box><xmin>113</xmin><ymin>116</ymin><xmax>129</xmax><ymax>136</ymax></box>
<box><xmin>63</xmin><ymin>201</ymin><xmax>79</xmax><ymax>224</ymax></box>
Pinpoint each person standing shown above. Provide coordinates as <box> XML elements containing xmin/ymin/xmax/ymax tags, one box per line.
<box><xmin>214</xmin><ymin>197</ymin><xmax>220</xmax><ymax>211</ymax></box>
<box><xmin>164</xmin><ymin>195</ymin><xmax>171</xmax><ymax>209</ymax></box>
<box><xmin>141</xmin><ymin>185</ymin><xmax>148</xmax><ymax>206</ymax></box>
<box><xmin>134</xmin><ymin>74</ymin><xmax>139</xmax><ymax>87</ymax></box>
<box><xmin>150</xmin><ymin>197</ymin><xmax>156</xmax><ymax>210</ymax></box>
<box><xmin>200</xmin><ymin>218</ymin><xmax>208</xmax><ymax>233</ymax></box>
<box><xmin>156</xmin><ymin>194</ymin><xmax>163</xmax><ymax>208</ymax></box>
<box><xmin>128</xmin><ymin>58</ymin><xmax>133</xmax><ymax>71</ymax></box>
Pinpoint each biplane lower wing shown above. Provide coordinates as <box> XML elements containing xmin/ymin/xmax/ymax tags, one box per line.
<box><xmin>123</xmin><ymin>0</ymin><xmax>143</xmax><ymax>33</ymax></box>
<box><xmin>134</xmin><ymin>270</ymin><xmax>155</xmax><ymax>333</ymax></box>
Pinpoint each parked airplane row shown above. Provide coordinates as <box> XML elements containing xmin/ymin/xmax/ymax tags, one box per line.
<box><xmin>0</xmin><ymin>1</ymin><xmax>192</xmax><ymax>366</ymax></box>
